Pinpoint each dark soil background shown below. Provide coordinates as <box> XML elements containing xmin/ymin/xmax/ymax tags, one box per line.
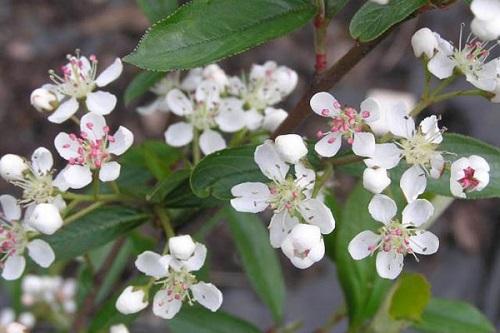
<box><xmin>0</xmin><ymin>0</ymin><xmax>499</xmax><ymax>332</ymax></box>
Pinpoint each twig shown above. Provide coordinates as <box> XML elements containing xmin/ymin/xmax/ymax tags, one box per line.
<box><xmin>313</xmin><ymin>0</ymin><xmax>328</xmax><ymax>74</ymax></box>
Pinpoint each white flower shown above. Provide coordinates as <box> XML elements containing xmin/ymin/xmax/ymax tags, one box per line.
<box><xmin>116</xmin><ymin>286</ymin><xmax>149</xmax><ymax>315</ymax></box>
<box><xmin>0</xmin><ymin>155</ymin><xmax>28</xmax><ymax>181</ymax></box>
<box><xmin>43</xmin><ymin>51</ymin><xmax>122</xmax><ymax>123</ymax></box>
<box><xmin>118</xmin><ymin>237</ymin><xmax>223</xmax><ymax>320</ymax></box>
<box><xmin>165</xmin><ymin>81</ymin><xmax>246</xmax><ymax>155</ymax></box>
<box><xmin>281</xmin><ymin>224</ymin><xmax>325</xmax><ymax>269</ymax></box>
<box><xmin>30</xmin><ymin>85</ymin><xmax>59</xmax><ymax>113</ymax></box>
<box><xmin>180</xmin><ymin>64</ymin><xmax>228</xmax><ymax>92</ymax></box>
<box><xmin>450</xmin><ymin>155</ymin><xmax>490</xmax><ymax>198</ymax></box>
<box><xmin>230</xmin><ymin>140</ymin><xmax>335</xmax><ymax>268</ymax></box>
<box><xmin>426</xmin><ymin>28</ymin><xmax>498</xmax><ymax>92</ymax></box>
<box><xmin>137</xmin><ymin>72</ymin><xmax>180</xmax><ymax>116</ymax></box>
<box><xmin>470</xmin><ymin>0</ymin><xmax>500</xmax><ymax>41</ymax></box>
<box><xmin>262</xmin><ymin>108</ymin><xmax>288</xmax><ymax>132</ymax></box>
<box><xmin>365</xmin><ymin>111</ymin><xmax>445</xmax><ymax>202</ymax></box>
<box><xmin>411</xmin><ymin>28</ymin><xmax>439</xmax><ymax>58</ymax></box>
<box><xmin>54</xmin><ymin>113</ymin><xmax>134</xmax><ymax>189</ymax></box>
<box><xmin>348</xmin><ymin>194</ymin><xmax>439</xmax><ymax>279</ymax></box>
<box><xmin>110</xmin><ymin>324</ymin><xmax>129</xmax><ymax>333</ymax></box>
<box><xmin>0</xmin><ymin>195</ymin><xmax>55</xmax><ymax>280</ymax></box>
<box><xmin>21</xmin><ymin>275</ymin><xmax>76</xmax><ymax>314</ymax></box>
<box><xmin>363</xmin><ymin>167</ymin><xmax>391</xmax><ymax>194</ymax></box>
<box><xmin>274</xmin><ymin>134</ymin><xmax>308</xmax><ymax>164</ymax></box>
<box><xmin>310</xmin><ymin>92</ymin><xmax>379</xmax><ymax>158</ymax></box>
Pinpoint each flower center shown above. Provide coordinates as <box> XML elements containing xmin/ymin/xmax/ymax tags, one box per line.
<box><xmin>453</xmin><ymin>40</ymin><xmax>490</xmax><ymax>78</ymax></box>
<box><xmin>317</xmin><ymin>107</ymin><xmax>369</xmax><ymax>144</ymax></box>
<box><xmin>370</xmin><ymin>222</ymin><xmax>415</xmax><ymax>255</ymax></box>
<box><xmin>11</xmin><ymin>172</ymin><xmax>55</xmax><ymax>206</ymax></box>
<box><xmin>0</xmin><ymin>220</ymin><xmax>26</xmax><ymax>266</ymax></box>
<box><xmin>458</xmin><ymin>166</ymin><xmax>480</xmax><ymax>191</ymax></box>
<box><xmin>157</xmin><ymin>268</ymin><xmax>197</xmax><ymax>305</ymax></box>
<box><xmin>268</xmin><ymin>178</ymin><xmax>304</xmax><ymax>213</ymax></box>
<box><xmin>399</xmin><ymin>133</ymin><xmax>438</xmax><ymax>167</ymax></box>
<box><xmin>49</xmin><ymin>51</ymin><xmax>98</xmax><ymax>99</ymax></box>
<box><xmin>187</xmin><ymin>103</ymin><xmax>217</xmax><ymax>130</ymax></box>
<box><xmin>65</xmin><ymin>124</ymin><xmax>114</xmax><ymax>169</ymax></box>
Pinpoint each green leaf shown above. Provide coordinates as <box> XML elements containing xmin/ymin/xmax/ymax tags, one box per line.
<box><xmin>349</xmin><ymin>0</ymin><xmax>426</xmax><ymax>42</ymax></box>
<box><xmin>147</xmin><ymin>169</ymin><xmax>191</xmax><ymax>203</ymax></box>
<box><xmin>190</xmin><ymin>145</ymin><xmax>267</xmax><ymax>200</ymax></box>
<box><xmin>389</xmin><ymin>273</ymin><xmax>430</xmax><ymax>321</ymax></box>
<box><xmin>325</xmin><ymin>0</ymin><xmax>349</xmax><ymax>19</ymax></box>
<box><xmin>413</xmin><ymin>298</ymin><xmax>495</xmax><ymax>333</ymax></box>
<box><xmin>224</xmin><ymin>207</ymin><xmax>286</xmax><ymax>322</ymax></box>
<box><xmin>168</xmin><ymin>306</ymin><xmax>261</xmax><ymax>333</ymax></box>
<box><xmin>43</xmin><ymin>207</ymin><xmax>149</xmax><ymax>261</ymax></box>
<box><xmin>137</xmin><ymin>0</ymin><xmax>178</xmax><ymax>22</ymax></box>
<box><xmin>328</xmin><ymin>184</ymin><xmax>391</xmax><ymax>329</ymax></box>
<box><xmin>124</xmin><ymin>71</ymin><xmax>165</xmax><ymax>106</ymax></box>
<box><xmin>124</xmin><ymin>0</ymin><xmax>316</xmax><ymax>71</ymax></box>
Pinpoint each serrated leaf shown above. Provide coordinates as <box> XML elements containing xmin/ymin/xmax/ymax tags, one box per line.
<box><xmin>190</xmin><ymin>145</ymin><xmax>267</xmax><ymax>200</ymax></box>
<box><xmin>325</xmin><ymin>0</ymin><xmax>350</xmax><ymax>18</ymax></box>
<box><xmin>125</xmin><ymin>0</ymin><xmax>316</xmax><ymax>71</ymax></box>
<box><xmin>224</xmin><ymin>207</ymin><xmax>286</xmax><ymax>322</ymax></box>
<box><xmin>349</xmin><ymin>0</ymin><xmax>426</xmax><ymax>42</ymax></box>
<box><xmin>168</xmin><ymin>306</ymin><xmax>261</xmax><ymax>333</ymax></box>
<box><xmin>124</xmin><ymin>70</ymin><xmax>165</xmax><ymax>105</ymax></box>
<box><xmin>137</xmin><ymin>0</ymin><xmax>178</xmax><ymax>22</ymax></box>
<box><xmin>43</xmin><ymin>207</ymin><xmax>149</xmax><ymax>261</ymax></box>
<box><xmin>413</xmin><ymin>298</ymin><xmax>495</xmax><ymax>333</ymax></box>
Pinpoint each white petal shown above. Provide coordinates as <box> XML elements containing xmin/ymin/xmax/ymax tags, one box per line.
<box><xmin>359</xmin><ymin>98</ymin><xmax>380</xmax><ymax>123</ymax></box>
<box><xmin>169</xmin><ymin>235</ymin><xmax>196</xmax><ymax>260</ymax></box>
<box><xmin>28</xmin><ymin>203</ymin><xmax>63</xmax><ymax>235</ymax></box>
<box><xmin>298</xmin><ymin>199</ymin><xmax>335</xmax><ymax>234</ymax></box>
<box><xmin>471</xmin><ymin>0</ymin><xmax>500</xmax><ymax>21</ymax></box>
<box><xmin>294</xmin><ymin>163</ymin><xmax>316</xmax><ymax>192</ymax></box>
<box><xmin>51</xmin><ymin>194</ymin><xmax>67</xmax><ymax>211</ymax></box>
<box><xmin>244</xmin><ymin>109</ymin><xmax>264</xmax><ymax>131</ymax></box>
<box><xmin>470</xmin><ymin>155</ymin><xmax>490</xmax><ymax>172</ymax></box>
<box><xmin>53</xmin><ymin>168</ymin><xmax>70</xmax><ymax>192</ymax></box>
<box><xmin>80</xmin><ymin>112</ymin><xmax>107</xmax><ymax>142</ymax></box>
<box><xmin>95</xmin><ymin>58</ymin><xmax>123</xmax><ymax>87</ymax></box>
<box><xmin>54</xmin><ymin>133</ymin><xmax>81</xmax><ymax>160</ymax></box>
<box><xmin>268</xmin><ymin>210</ymin><xmax>299</xmax><ymax>248</ymax></box>
<box><xmin>310</xmin><ymin>92</ymin><xmax>341</xmax><ymax>117</ymax></box>
<box><xmin>135</xmin><ymin>251</ymin><xmax>169</xmax><ymax>279</ymax></box>
<box><xmin>195</xmin><ymin>81</ymin><xmax>220</xmax><ymax>107</ymax></box>
<box><xmin>108</xmin><ymin>127</ymin><xmax>134</xmax><ymax>155</ymax></box>
<box><xmin>182</xmin><ymin>243</ymin><xmax>207</xmax><ymax>271</ymax></box>
<box><xmin>63</xmin><ymin>165</ymin><xmax>92</xmax><ymax>189</ymax></box>
<box><xmin>388</xmin><ymin>104</ymin><xmax>415</xmax><ymax>139</ymax></box>
<box><xmin>364</xmin><ymin>143</ymin><xmax>402</xmax><ymax>169</ymax></box>
<box><xmin>254</xmin><ymin>141</ymin><xmax>289</xmax><ymax>182</ymax></box>
<box><xmin>216</xmin><ymin>98</ymin><xmax>246</xmax><ymax>132</ymax></box>
<box><xmin>31</xmin><ymin>147</ymin><xmax>53</xmax><ymax>176</ymax></box>
<box><xmin>450</xmin><ymin>178</ymin><xmax>466</xmax><ymax>198</ymax></box>
<box><xmin>411</xmin><ymin>28</ymin><xmax>438</xmax><ymax>58</ymax></box>
<box><xmin>116</xmin><ymin>286</ymin><xmax>148</xmax><ymax>314</ymax></box>
<box><xmin>191</xmin><ymin>282</ymin><xmax>223</xmax><ymax>312</ymax></box>
<box><xmin>27</xmin><ymin>239</ymin><xmax>55</xmax><ymax>268</ymax></box>
<box><xmin>180</xmin><ymin>68</ymin><xmax>203</xmax><ymax>92</ymax></box>
<box><xmin>281</xmin><ymin>225</ymin><xmax>325</xmax><ymax>269</ymax></box>
<box><xmin>409</xmin><ymin>231</ymin><xmax>439</xmax><ymax>255</ymax></box>
<box><xmin>363</xmin><ymin>167</ymin><xmax>391</xmax><ymax>194</ymax></box>
<box><xmin>400</xmin><ymin>165</ymin><xmax>427</xmax><ymax>203</ymax></box>
<box><xmin>274</xmin><ymin>134</ymin><xmax>308</xmax><ymax>164</ymax></box>
<box><xmin>164</xmin><ymin>122</ymin><xmax>194</xmax><ymax>147</ymax></box>
<box><xmin>402</xmin><ymin>199</ymin><xmax>434</xmax><ymax>227</ymax></box>
<box><xmin>348</xmin><ymin>230</ymin><xmax>381</xmax><ymax>260</ymax></box>
<box><xmin>99</xmin><ymin>161</ymin><xmax>121</xmax><ymax>182</ymax></box>
<box><xmin>428</xmin><ymin>52</ymin><xmax>455</xmax><ymax>79</ymax></box>
<box><xmin>352</xmin><ymin>132</ymin><xmax>375</xmax><ymax>157</ymax></box>
<box><xmin>0</xmin><ymin>195</ymin><xmax>21</xmax><ymax>221</ymax></box>
<box><xmin>376</xmin><ymin>251</ymin><xmax>404</xmax><ymax>280</ymax></box>
<box><xmin>47</xmin><ymin>98</ymin><xmax>79</xmax><ymax>124</ymax></box>
<box><xmin>315</xmin><ymin>132</ymin><xmax>342</xmax><ymax>157</ymax></box>
<box><xmin>2</xmin><ymin>255</ymin><xmax>26</xmax><ymax>280</ymax></box>
<box><xmin>368</xmin><ymin>194</ymin><xmax>397</xmax><ymax>224</ymax></box>
<box><xmin>430</xmin><ymin>153</ymin><xmax>445</xmax><ymax>179</ymax></box>
<box><xmin>152</xmin><ymin>289</ymin><xmax>182</xmax><ymax>319</ymax></box>
<box><xmin>420</xmin><ymin>115</ymin><xmax>442</xmax><ymax>144</ymax></box>
<box><xmin>471</xmin><ymin>17</ymin><xmax>500</xmax><ymax>41</ymax></box>
<box><xmin>85</xmin><ymin>91</ymin><xmax>117</xmax><ymax>115</ymax></box>
<box><xmin>166</xmin><ymin>89</ymin><xmax>193</xmax><ymax>116</ymax></box>
<box><xmin>230</xmin><ymin>182</ymin><xmax>270</xmax><ymax>213</ymax></box>
<box><xmin>110</xmin><ymin>324</ymin><xmax>129</xmax><ymax>333</ymax></box>
<box><xmin>199</xmin><ymin>129</ymin><xmax>226</xmax><ymax>155</ymax></box>
<box><xmin>137</xmin><ymin>98</ymin><xmax>169</xmax><ymax>115</ymax></box>
<box><xmin>262</xmin><ymin>107</ymin><xmax>288</xmax><ymax>132</ymax></box>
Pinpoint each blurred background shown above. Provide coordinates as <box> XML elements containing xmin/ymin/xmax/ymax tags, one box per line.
<box><xmin>0</xmin><ymin>0</ymin><xmax>499</xmax><ymax>332</ymax></box>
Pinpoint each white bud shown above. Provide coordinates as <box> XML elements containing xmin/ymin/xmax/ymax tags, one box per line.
<box><xmin>28</xmin><ymin>204</ymin><xmax>63</xmax><ymax>235</ymax></box>
<box><xmin>30</xmin><ymin>88</ymin><xmax>58</xmax><ymax>113</ymax></box>
<box><xmin>115</xmin><ymin>286</ymin><xmax>148</xmax><ymax>315</ymax></box>
<box><xmin>6</xmin><ymin>323</ymin><xmax>28</xmax><ymax>333</ymax></box>
<box><xmin>281</xmin><ymin>224</ymin><xmax>325</xmax><ymax>269</ymax></box>
<box><xmin>411</xmin><ymin>28</ymin><xmax>438</xmax><ymax>58</ymax></box>
<box><xmin>169</xmin><ymin>235</ymin><xmax>196</xmax><ymax>260</ymax></box>
<box><xmin>274</xmin><ymin>134</ymin><xmax>308</xmax><ymax>164</ymax></box>
<box><xmin>0</xmin><ymin>154</ymin><xmax>28</xmax><ymax>181</ymax></box>
<box><xmin>363</xmin><ymin>168</ymin><xmax>391</xmax><ymax>194</ymax></box>
<box><xmin>110</xmin><ymin>324</ymin><xmax>130</xmax><ymax>333</ymax></box>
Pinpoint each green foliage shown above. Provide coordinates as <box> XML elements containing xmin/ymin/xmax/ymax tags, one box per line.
<box><xmin>325</xmin><ymin>0</ymin><xmax>350</xmax><ymax>19</ymax></box>
<box><xmin>349</xmin><ymin>0</ymin><xmax>427</xmax><ymax>42</ymax></box>
<box><xmin>43</xmin><ymin>207</ymin><xmax>149</xmax><ymax>261</ymax></box>
<box><xmin>124</xmin><ymin>0</ymin><xmax>316</xmax><ymax>71</ymax></box>
<box><xmin>388</xmin><ymin>273</ymin><xmax>431</xmax><ymax>321</ymax></box>
<box><xmin>168</xmin><ymin>306</ymin><xmax>261</xmax><ymax>333</ymax></box>
<box><xmin>137</xmin><ymin>0</ymin><xmax>178</xmax><ymax>22</ymax></box>
<box><xmin>124</xmin><ymin>71</ymin><xmax>165</xmax><ymax>106</ymax></box>
<box><xmin>413</xmin><ymin>298</ymin><xmax>495</xmax><ymax>333</ymax></box>
<box><xmin>224</xmin><ymin>207</ymin><xmax>286</xmax><ymax>322</ymax></box>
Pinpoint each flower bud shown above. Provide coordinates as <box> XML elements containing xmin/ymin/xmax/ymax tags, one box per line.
<box><xmin>28</xmin><ymin>204</ymin><xmax>63</xmax><ymax>235</ymax></box>
<box><xmin>363</xmin><ymin>167</ymin><xmax>391</xmax><ymax>194</ymax></box>
<box><xmin>110</xmin><ymin>324</ymin><xmax>130</xmax><ymax>333</ymax></box>
<box><xmin>411</xmin><ymin>28</ymin><xmax>438</xmax><ymax>58</ymax></box>
<box><xmin>169</xmin><ymin>235</ymin><xmax>196</xmax><ymax>260</ymax></box>
<box><xmin>30</xmin><ymin>88</ymin><xmax>58</xmax><ymax>113</ymax></box>
<box><xmin>0</xmin><ymin>154</ymin><xmax>28</xmax><ymax>181</ymax></box>
<box><xmin>115</xmin><ymin>286</ymin><xmax>148</xmax><ymax>315</ymax></box>
<box><xmin>281</xmin><ymin>224</ymin><xmax>325</xmax><ymax>269</ymax></box>
<box><xmin>274</xmin><ymin>134</ymin><xmax>308</xmax><ymax>164</ymax></box>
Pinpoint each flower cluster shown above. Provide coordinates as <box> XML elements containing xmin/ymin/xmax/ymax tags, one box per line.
<box><xmin>116</xmin><ymin>235</ymin><xmax>222</xmax><ymax>320</ymax></box>
<box><xmin>21</xmin><ymin>274</ymin><xmax>77</xmax><ymax>315</ymax></box>
<box><xmin>231</xmin><ymin>135</ymin><xmax>335</xmax><ymax>269</ymax></box>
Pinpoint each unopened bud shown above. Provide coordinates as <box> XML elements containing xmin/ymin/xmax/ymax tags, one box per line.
<box><xmin>30</xmin><ymin>88</ymin><xmax>58</xmax><ymax>113</ymax></box>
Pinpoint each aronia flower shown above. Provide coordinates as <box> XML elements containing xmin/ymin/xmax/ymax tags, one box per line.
<box><xmin>450</xmin><ymin>155</ymin><xmax>490</xmax><ymax>198</ymax></box>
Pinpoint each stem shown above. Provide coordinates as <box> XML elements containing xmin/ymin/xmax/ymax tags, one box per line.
<box><xmin>192</xmin><ymin>129</ymin><xmax>201</xmax><ymax>165</ymax></box>
<box><xmin>410</xmin><ymin>88</ymin><xmax>487</xmax><ymax>117</ymax></box>
<box><xmin>92</xmin><ymin>172</ymin><xmax>100</xmax><ymax>200</ymax></box>
<box><xmin>70</xmin><ymin>116</ymin><xmax>80</xmax><ymax>126</ymax></box>
<box><xmin>62</xmin><ymin>199</ymin><xmax>82</xmax><ymax>218</ymax></box>
<box><xmin>61</xmin><ymin>192</ymin><xmax>132</xmax><ymax>202</ymax></box>
<box><xmin>421</xmin><ymin>57</ymin><xmax>432</xmax><ymax>99</ymax></box>
<box><xmin>110</xmin><ymin>181</ymin><xmax>121</xmax><ymax>194</ymax></box>
<box><xmin>313</xmin><ymin>163</ymin><xmax>332</xmax><ymax>197</ymax></box>
<box><xmin>313</xmin><ymin>0</ymin><xmax>328</xmax><ymax>74</ymax></box>
<box><xmin>154</xmin><ymin>205</ymin><xmax>175</xmax><ymax>239</ymax></box>
<box><xmin>64</xmin><ymin>202</ymin><xmax>104</xmax><ymax>224</ymax></box>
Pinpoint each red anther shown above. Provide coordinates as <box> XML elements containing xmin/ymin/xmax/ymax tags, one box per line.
<box><xmin>362</xmin><ymin>111</ymin><xmax>370</xmax><ymax>119</ymax></box>
<box><xmin>327</xmin><ymin>136</ymin><xmax>336</xmax><ymax>144</ymax></box>
<box><xmin>458</xmin><ymin>167</ymin><xmax>480</xmax><ymax>190</ymax></box>
<box><xmin>321</xmin><ymin>108</ymin><xmax>330</xmax><ymax>116</ymax></box>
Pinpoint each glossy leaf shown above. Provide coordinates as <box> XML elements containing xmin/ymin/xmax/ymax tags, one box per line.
<box><xmin>224</xmin><ymin>207</ymin><xmax>286</xmax><ymax>322</ymax></box>
<box><xmin>137</xmin><ymin>0</ymin><xmax>178</xmax><ymax>22</ymax></box>
<box><xmin>389</xmin><ymin>273</ymin><xmax>431</xmax><ymax>321</ymax></box>
<box><xmin>413</xmin><ymin>298</ymin><xmax>495</xmax><ymax>333</ymax></box>
<box><xmin>124</xmin><ymin>70</ymin><xmax>165</xmax><ymax>105</ymax></box>
<box><xmin>124</xmin><ymin>0</ymin><xmax>316</xmax><ymax>71</ymax></box>
<box><xmin>349</xmin><ymin>0</ymin><xmax>426</xmax><ymax>42</ymax></box>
